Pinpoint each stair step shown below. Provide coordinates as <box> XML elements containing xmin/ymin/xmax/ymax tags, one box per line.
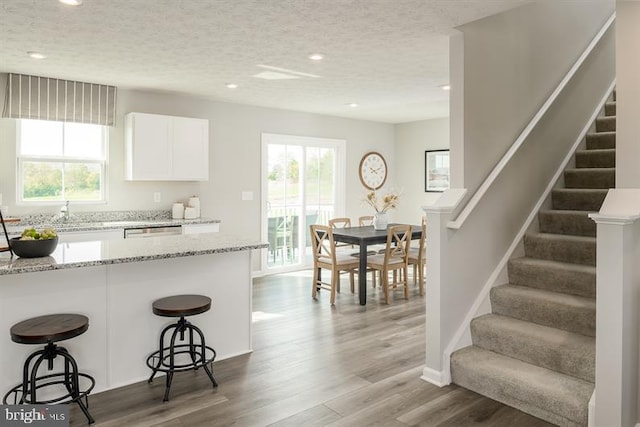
<box><xmin>595</xmin><ymin>116</ymin><xmax>616</xmax><ymax>132</ymax></box>
<box><xmin>508</xmin><ymin>257</ymin><xmax>595</xmax><ymax>298</ymax></box>
<box><xmin>585</xmin><ymin>131</ymin><xmax>615</xmax><ymax>149</ymax></box>
<box><xmin>490</xmin><ymin>284</ymin><xmax>595</xmax><ymax>336</ymax></box>
<box><xmin>538</xmin><ymin>209</ymin><xmax>596</xmax><ymax>237</ymax></box>
<box><xmin>605</xmin><ymin>101</ymin><xmax>616</xmax><ymax>116</ymax></box>
<box><xmin>451</xmin><ymin>346</ymin><xmax>593</xmax><ymax>427</ymax></box>
<box><xmin>551</xmin><ymin>188</ymin><xmax>608</xmax><ymax>211</ymax></box>
<box><xmin>575</xmin><ymin>149</ymin><xmax>615</xmax><ymax>168</ymax></box>
<box><xmin>564</xmin><ymin>168</ymin><xmax>615</xmax><ymax>189</ymax></box>
<box><xmin>524</xmin><ymin>233</ymin><xmax>595</xmax><ymax>266</ymax></box>
<box><xmin>471</xmin><ymin>314</ymin><xmax>594</xmax><ymax>382</ymax></box>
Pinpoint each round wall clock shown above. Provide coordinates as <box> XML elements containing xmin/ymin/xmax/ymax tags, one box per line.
<box><xmin>359</xmin><ymin>151</ymin><xmax>388</xmax><ymax>190</ymax></box>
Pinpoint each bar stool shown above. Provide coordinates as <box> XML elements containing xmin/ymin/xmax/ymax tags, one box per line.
<box><xmin>146</xmin><ymin>294</ymin><xmax>218</xmax><ymax>401</ymax></box>
<box><xmin>2</xmin><ymin>313</ymin><xmax>95</xmax><ymax>424</ymax></box>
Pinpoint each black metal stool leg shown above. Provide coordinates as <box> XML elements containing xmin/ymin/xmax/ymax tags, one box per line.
<box><xmin>163</xmin><ymin>323</ymin><xmax>182</xmax><ymax>401</ymax></box>
<box><xmin>21</xmin><ymin>348</ymin><xmax>46</xmax><ymax>404</ymax></box>
<box><xmin>148</xmin><ymin>322</ymin><xmax>177</xmax><ymax>383</ymax></box>
<box><xmin>190</xmin><ymin>323</ymin><xmax>218</xmax><ymax>388</ymax></box>
<box><xmin>57</xmin><ymin>349</ymin><xmax>94</xmax><ymax>424</ymax></box>
<box><xmin>188</xmin><ymin>323</ymin><xmax>197</xmax><ymax>369</ymax></box>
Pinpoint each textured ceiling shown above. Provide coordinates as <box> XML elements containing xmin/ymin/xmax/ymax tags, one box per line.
<box><xmin>0</xmin><ymin>0</ymin><xmax>528</xmax><ymax>123</ymax></box>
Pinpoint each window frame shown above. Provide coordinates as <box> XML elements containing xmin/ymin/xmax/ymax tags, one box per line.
<box><xmin>16</xmin><ymin>119</ymin><xmax>109</xmax><ymax>205</ymax></box>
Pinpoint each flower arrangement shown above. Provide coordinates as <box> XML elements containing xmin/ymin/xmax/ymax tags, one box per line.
<box><xmin>364</xmin><ymin>190</ymin><xmax>399</xmax><ymax>213</ymax></box>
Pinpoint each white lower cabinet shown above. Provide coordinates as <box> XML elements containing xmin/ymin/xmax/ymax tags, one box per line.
<box><xmin>58</xmin><ymin>229</ymin><xmax>124</xmax><ymax>243</ymax></box>
<box><xmin>182</xmin><ymin>223</ymin><xmax>220</xmax><ymax>234</ymax></box>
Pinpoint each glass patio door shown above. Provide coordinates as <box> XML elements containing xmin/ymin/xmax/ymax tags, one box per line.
<box><xmin>262</xmin><ymin>134</ymin><xmax>345</xmax><ymax>273</ymax></box>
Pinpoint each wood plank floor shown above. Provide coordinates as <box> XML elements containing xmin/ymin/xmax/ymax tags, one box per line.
<box><xmin>70</xmin><ymin>270</ymin><xmax>553</xmax><ymax>426</ymax></box>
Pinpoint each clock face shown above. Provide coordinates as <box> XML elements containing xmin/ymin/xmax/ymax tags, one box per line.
<box><xmin>359</xmin><ymin>152</ymin><xmax>387</xmax><ymax>190</ymax></box>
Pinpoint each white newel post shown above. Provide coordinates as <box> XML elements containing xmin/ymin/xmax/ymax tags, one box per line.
<box><xmin>421</xmin><ymin>189</ymin><xmax>466</xmax><ymax>386</ymax></box>
<box><xmin>589</xmin><ymin>189</ymin><xmax>640</xmax><ymax>427</ymax></box>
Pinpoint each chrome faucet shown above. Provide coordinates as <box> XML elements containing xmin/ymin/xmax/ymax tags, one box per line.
<box><xmin>60</xmin><ymin>201</ymin><xmax>69</xmax><ymax>222</ymax></box>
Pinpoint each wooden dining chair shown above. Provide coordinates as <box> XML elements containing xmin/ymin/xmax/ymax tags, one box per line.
<box><xmin>366</xmin><ymin>225</ymin><xmax>412</xmax><ymax>304</ymax></box>
<box><xmin>358</xmin><ymin>216</ymin><xmax>374</xmax><ymax>226</ymax></box>
<box><xmin>328</xmin><ymin>217</ymin><xmax>351</xmax><ymax>248</ymax></box>
<box><xmin>407</xmin><ymin>217</ymin><xmax>426</xmax><ymax>295</ymax></box>
<box><xmin>310</xmin><ymin>224</ymin><xmax>359</xmax><ymax>305</ymax></box>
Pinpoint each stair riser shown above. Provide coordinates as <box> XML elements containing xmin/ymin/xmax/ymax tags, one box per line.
<box><xmin>508</xmin><ymin>259</ymin><xmax>595</xmax><ymax>298</ymax></box>
<box><xmin>471</xmin><ymin>318</ymin><xmax>594</xmax><ymax>382</ymax></box>
<box><xmin>538</xmin><ymin>211</ymin><xmax>596</xmax><ymax>237</ymax></box>
<box><xmin>595</xmin><ymin>116</ymin><xmax>616</xmax><ymax>132</ymax></box>
<box><xmin>575</xmin><ymin>150</ymin><xmax>615</xmax><ymax>168</ymax></box>
<box><xmin>604</xmin><ymin>102</ymin><xmax>616</xmax><ymax>116</ymax></box>
<box><xmin>551</xmin><ymin>190</ymin><xmax>607</xmax><ymax>211</ymax></box>
<box><xmin>490</xmin><ymin>287</ymin><xmax>595</xmax><ymax>337</ymax></box>
<box><xmin>585</xmin><ymin>132</ymin><xmax>615</xmax><ymax>150</ymax></box>
<box><xmin>564</xmin><ymin>169</ymin><xmax>615</xmax><ymax>189</ymax></box>
<box><xmin>524</xmin><ymin>235</ymin><xmax>596</xmax><ymax>266</ymax></box>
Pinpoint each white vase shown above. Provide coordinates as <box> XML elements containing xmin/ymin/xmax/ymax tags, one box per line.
<box><xmin>373</xmin><ymin>212</ymin><xmax>388</xmax><ymax>230</ymax></box>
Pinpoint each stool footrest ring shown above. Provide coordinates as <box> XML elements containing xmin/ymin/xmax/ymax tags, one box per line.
<box><xmin>145</xmin><ymin>344</ymin><xmax>216</xmax><ymax>373</ymax></box>
<box><xmin>3</xmin><ymin>372</ymin><xmax>95</xmax><ymax>405</ymax></box>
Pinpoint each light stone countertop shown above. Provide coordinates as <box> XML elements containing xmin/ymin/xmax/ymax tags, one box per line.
<box><xmin>4</xmin><ymin>217</ymin><xmax>221</xmax><ymax>235</ymax></box>
<box><xmin>0</xmin><ymin>232</ymin><xmax>267</xmax><ymax>276</ymax></box>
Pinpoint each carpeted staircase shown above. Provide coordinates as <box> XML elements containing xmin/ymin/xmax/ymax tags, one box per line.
<box><xmin>450</xmin><ymin>93</ymin><xmax>616</xmax><ymax>427</ymax></box>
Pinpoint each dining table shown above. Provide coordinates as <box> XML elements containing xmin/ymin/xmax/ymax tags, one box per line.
<box><xmin>331</xmin><ymin>224</ymin><xmax>422</xmax><ymax>305</ymax></box>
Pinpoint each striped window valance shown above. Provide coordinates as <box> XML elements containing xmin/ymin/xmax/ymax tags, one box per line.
<box><xmin>2</xmin><ymin>73</ymin><xmax>117</xmax><ymax>126</ymax></box>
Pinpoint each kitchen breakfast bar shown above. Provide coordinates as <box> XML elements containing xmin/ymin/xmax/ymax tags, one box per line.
<box><xmin>0</xmin><ymin>233</ymin><xmax>267</xmax><ymax>395</ymax></box>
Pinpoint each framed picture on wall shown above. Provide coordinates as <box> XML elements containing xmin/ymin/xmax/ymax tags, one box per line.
<box><xmin>425</xmin><ymin>149</ymin><xmax>450</xmax><ymax>192</ymax></box>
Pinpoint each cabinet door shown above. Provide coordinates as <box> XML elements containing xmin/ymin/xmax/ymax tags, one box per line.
<box><xmin>58</xmin><ymin>229</ymin><xmax>124</xmax><ymax>242</ymax></box>
<box><xmin>172</xmin><ymin>117</ymin><xmax>209</xmax><ymax>181</ymax></box>
<box><xmin>126</xmin><ymin>113</ymin><xmax>172</xmax><ymax>180</ymax></box>
<box><xmin>182</xmin><ymin>223</ymin><xmax>219</xmax><ymax>234</ymax></box>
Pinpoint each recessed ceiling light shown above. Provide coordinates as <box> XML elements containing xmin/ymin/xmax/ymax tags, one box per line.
<box><xmin>226</xmin><ymin>83</ymin><xmax>238</xmax><ymax>89</ymax></box>
<box><xmin>347</xmin><ymin>103</ymin><xmax>358</xmax><ymax>108</ymax></box>
<box><xmin>309</xmin><ymin>53</ymin><xmax>324</xmax><ymax>61</ymax></box>
<box><xmin>58</xmin><ymin>0</ymin><xmax>83</xmax><ymax>5</ymax></box>
<box><xmin>27</xmin><ymin>51</ymin><xmax>46</xmax><ymax>59</ymax></box>
<box><xmin>440</xmin><ymin>84</ymin><xmax>451</xmax><ymax>91</ymax></box>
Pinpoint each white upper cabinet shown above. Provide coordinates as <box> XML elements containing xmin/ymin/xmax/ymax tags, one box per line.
<box><xmin>125</xmin><ymin>112</ymin><xmax>209</xmax><ymax>181</ymax></box>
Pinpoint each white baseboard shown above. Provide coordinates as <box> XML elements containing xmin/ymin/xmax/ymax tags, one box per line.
<box><xmin>421</xmin><ymin>366</ymin><xmax>451</xmax><ymax>387</ymax></box>
<box><xmin>588</xmin><ymin>391</ymin><xmax>595</xmax><ymax>427</ymax></box>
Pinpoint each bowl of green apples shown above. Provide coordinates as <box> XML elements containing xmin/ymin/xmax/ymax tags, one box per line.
<box><xmin>10</xmin><ymin>228</ymin><xmax>59</xmax><ymax>258</ymax></box>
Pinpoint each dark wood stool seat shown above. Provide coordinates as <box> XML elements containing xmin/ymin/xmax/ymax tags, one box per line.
<box><xmin>152</xmin><ymin>294</ymin><xmax>211</xmax><ymax>317</ymax></box>
<box><xmin>3</xmin><ymin>313</ymin><xmax>95</xmax><ymax>424</ymax></box>
<box><xmin>147</xmin><ymin>294</ymin><xmax>217</xmax><ymax>402</ymax></box>
<box><xmin>10</xmin><ymin>313</ymin><xmax>89</xmax><ymax>344</ymax></box>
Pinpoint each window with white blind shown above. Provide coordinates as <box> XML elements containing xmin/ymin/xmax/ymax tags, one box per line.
<box><xmin>17</xmin><ymin>119</ymin><xmax>108</xmax><ymax>204</ymax></box>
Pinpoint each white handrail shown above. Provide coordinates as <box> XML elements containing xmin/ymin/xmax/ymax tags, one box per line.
<box><xmin>447</xmin><ymin>12</ymin><xmax>616</xmax><ymax>230</ymax></box>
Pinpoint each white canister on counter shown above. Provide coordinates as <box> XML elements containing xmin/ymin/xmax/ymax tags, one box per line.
<box><xmin>172</xmin><ymin>203</ymin><xmax>185</xmax><ymax>219</ymax></box>
<box><xmin>184</xmin><ymin>207</ymin><xmax>198</xmax><ymax>220</ymax></box>
<box><xmin>187</xmin><ymin>196</ymin><xmax>200</xmax><ymax>218</ymax></box>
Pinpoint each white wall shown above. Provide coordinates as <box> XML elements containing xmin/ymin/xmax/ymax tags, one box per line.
<box><xmin>0</xmin><ymin>75</ymin><xmax>396</xmax><ymax>272</ymax></box>
<box><xmin>456</xmin><ymin>0</ymin><xmax>616</xmax><ymax>197</ymax></box>
<box><xmin>394</xmin><ymin>118</ymin><xmax>449</xmax><ymax>223</ymax></box>
<box><xmin>616</xmin><ymin>1</ymin><xmax>640</xmax><ymax>189</ymax></box>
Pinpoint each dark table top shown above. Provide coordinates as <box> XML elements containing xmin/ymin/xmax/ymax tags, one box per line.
<box><xmin>331</xmin><ymin>224</ymin><xmax>421</xmax><ymax>245</ymax></box>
